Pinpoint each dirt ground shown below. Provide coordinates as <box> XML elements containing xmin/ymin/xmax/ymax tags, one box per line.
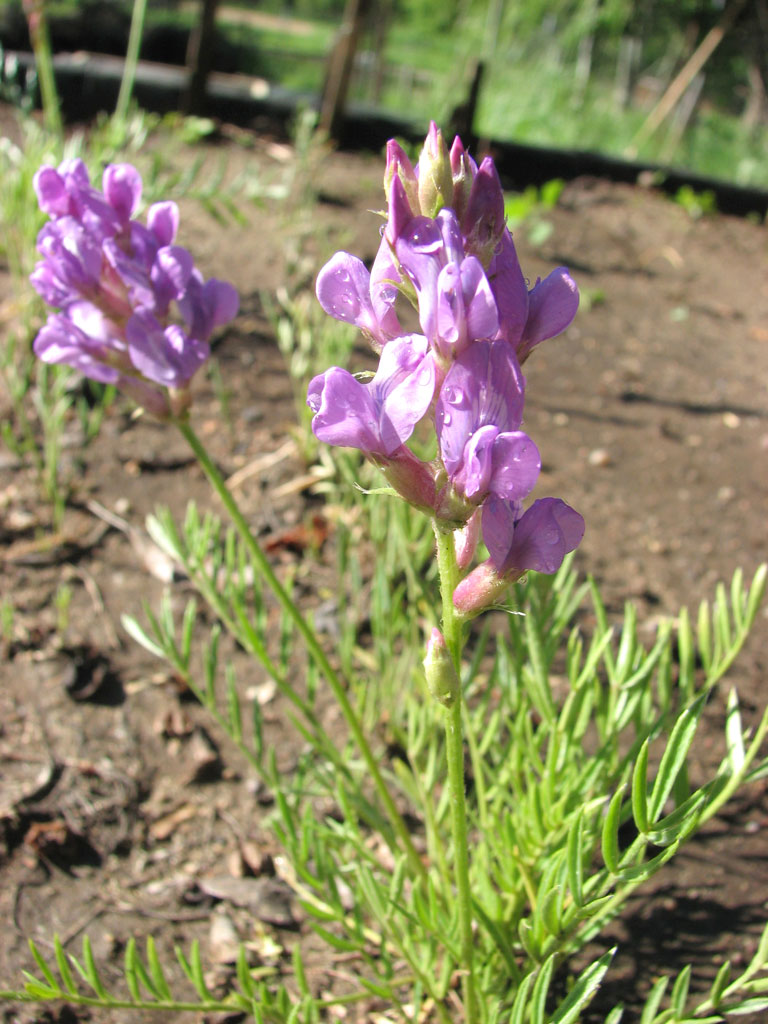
<box><xmin>0</xmin><ymin>115</ymin><xmax>767</xmax><ymax>1022</ymax></box>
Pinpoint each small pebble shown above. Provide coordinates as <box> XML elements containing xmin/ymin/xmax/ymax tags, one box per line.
<box><xmin>588</xmin><ymin>448</ymin><xmax>612</xmax><ymax>467</ymax></box>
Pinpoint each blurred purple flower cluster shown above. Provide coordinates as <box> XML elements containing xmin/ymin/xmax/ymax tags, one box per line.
<box><xmin>30</xmin><ymin>159</ymin><xmax>238</xmax><ymax>419</ymax></box>
<box><xmin>308</xmin><ymin>124</ymin><xmax>584</xmax><ymax>614</ymax></box>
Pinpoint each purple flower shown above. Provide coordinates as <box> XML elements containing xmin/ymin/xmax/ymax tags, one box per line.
<box><xmin>307</xmin><ymin>334</ymin><xmax>434</xmax><ymax>458</ymax></box>
<box><xmin>488</xmin><ymin>232</ymin><xmax>579</xmax><ymax>362</ymax></box>
<box><xmin>453</xmin><ymin>498</ymin><xmax>585</xmax><ymax>615</ymax></box>
<box><xmin>315</xmin><ymin>249</ymin><xmax>400</xmax><ymax>349</ymax></box>
<box><xmin>30</xmin><ymin>159</ymin><xmax>239</xmax><ymax>419</ymax></box>
<box><xmin>481</xmin><ymin>496</ymin><xmax>585</xmax><ymax>576</ymax></box>
<box><xmin>436</xmin><ymin>339</ymin><xmax>540</xmax><ymax>505</ymax></box>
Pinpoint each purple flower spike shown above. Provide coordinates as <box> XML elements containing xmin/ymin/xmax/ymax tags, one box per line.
<box><xmin>316</xmin><ymin>250</ymin><xmax>400</xmax><ymax>348</ymax></box>
<box><xmin>437</xmin><ymin>340</ymin><xmax>539</xmax><ymax>507</ymax></box>
<box><xmin>307</xmin><ymin>334</ymin><xmax>435</xmax><ymax>457</ymax></box>
<box><xmin>30</xmin><ymin>159</ymin><xmax>239</xmax><ymax>419</ymax></box>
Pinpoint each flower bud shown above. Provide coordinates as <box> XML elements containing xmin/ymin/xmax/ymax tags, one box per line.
<box><xmin>454</xmin><ymin>510</ymin><xmax>481</xmax><ymax>570</ymax></box>
<box><xmin>384</xmin><ymin>139</ymin><xmax>419</xmax><ymax>215</ymax></box>
<box><xmin>453</xmin><ymin>561</ymin><xmax>518</xmax><ymax>617</ymax></box>
<box><xmin>449</xmin><ymin>136</ymin><xmax>476</xmax><ymax>222</ymax></box>
<box><xmin>423</xmin><ymin>628</ymin><xmax>460</xmax><ymax>707</ymax></box>
<box><xmin>417</xmin><ymin>122</ymin><xmax>454</xmax><ymax>219</ymax></box>
<box><xmin>462</xmin><ymin>156</ymin><xmax>506</xmax><ymax>266</ymax></box>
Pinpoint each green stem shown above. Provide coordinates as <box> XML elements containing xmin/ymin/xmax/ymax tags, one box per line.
<box><xmin>26</xmin><ymin>2</ymin><xmax>62</xmax><ymax>137</ymax></box>
<box><xmin>177</xmin><ymin>418</ymin><xmax>426</xmax><ymax>883</ymax></box>
<box><xmin>433</xmin><ymin>523</ymin><xmax>478</xmax><ymax>1024</ymax></box>
<box><xmin>115</xmin><ymin>0</ymin><xmax>148</xmax><ymax>122</ymax></box>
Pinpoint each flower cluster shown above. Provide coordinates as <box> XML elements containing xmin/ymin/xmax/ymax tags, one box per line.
<box><xmin>30</xmin><ymin>159</ymin><xmax>239</xmax><ymax>419</ymax></box>
<box><xmin>308</xmin><ymin>124</ymin><xmax>584</xmax><ymax>615</ymax></box>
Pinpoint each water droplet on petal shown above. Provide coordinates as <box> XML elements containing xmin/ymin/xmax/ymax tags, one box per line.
<box><xmin>336</xmin><ymin>269</ymin><xmax>350</xmax><ymax>283</ymax></box>
<box><xmin>442</xmin><ymin>412</ymin><xmax>452</xmax><ymax>426</ymax></box>
<box><xmin>443</xmin><ymin>385</ymin><xmax>465</xmax><ymax>406</ymax></box>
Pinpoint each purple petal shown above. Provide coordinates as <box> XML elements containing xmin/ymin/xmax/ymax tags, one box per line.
<box><xmin>489</xmin><ymin>431</ymin><xmax>541</xmax><ymax>501</ymax></box>
<box><xmin>483</xmin><ymin>496</ymin><xmax>584</xmax><ymax>575</ymax></box>
<box><xmin>307</xmin><ymin>367</ymin><xmax>383</xmax><ymax>454</ymax></box>
<box><xmin>151</xmin><ymin>245</ymin><xmax>194</xmax><ymax>311</ymax></box>
<box><xmin>316</xmin><ymin>251</ymin><xmax>377</xmax><ymax>331</ymax></box>
<box><xmin>33</xmin><ymin>313</ymin><xmax>121</xmax><ymax>383</ymax></box>
<box><xmin>147</xmin><ymin>201</ymin><xmax>179</xmax><ymax>246</ymax></box>
<box><xmin>33</xmin><ymin>166</ymin><xmax>70</xmax><ymax>218</ymax></box>
<box><xmin>519</xmin><ymin>267</ymin><xmax>579</xmax><ymax>356</ymax></box>
<box><xmin>437</xmin><ymin>339</ymin><xmax>526</xmax><ymax>477</ymax></box>
<box><xmin>369</xmin><ymin>334</ymin><xmax>435</xmax><ymax>454</ymax></box>
<box><xmin>202</xmin><ymin>278</ymin><xmax>240</xmax><ymax>328</ymax></box>
<box><xmin>369</xmin><ymin>236</ymin><xmax>402</xmax><ymax>345</ymax></box>
<box><xmin>126</xmin><ymin>311</ymin><xmax>208</xmax><ymax>387</ymax></box>
<box><xmin>103</xmin><ymin>164</ymin><xmax>142</xmax><ymax>223</ymax></box>
<box><xmin>487</xmin><ymin>231</ymin><xmax>529</xmax><ymax>349</ymax></box>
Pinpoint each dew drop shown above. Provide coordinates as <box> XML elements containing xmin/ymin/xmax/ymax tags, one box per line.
<box><xmin>442</xmin><ymin>412</ymin><xmax>452</xmax><ymax>426</ymax></box>
<box><xmin>336</xmin><ymin>269</ymin><xmax>351</xmax><ymax>283</ymax></box>
<box><xmin>443</xmin><ymin>385</ymin><xmax>464</xmax><ymax>406</ymax></box>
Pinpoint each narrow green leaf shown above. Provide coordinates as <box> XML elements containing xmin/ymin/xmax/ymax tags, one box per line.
<box><xmin>745</xmin><ymin>564</ymin><xmax>767</xmax><ymax>625</ymax></box>
<box><xmin>725</xmin><ymin>688</ymin><xmax>745</xmax><ymax>775</ymax></box>
<box><xmin>124</xmin><ymin>937</ymin><xmax>141</xmax><ymax>1002</ymax></box>
<box><xmin>649</xmin><ymin>695</ymin><xmax>705</xmax><ymax>822</ymax></box>
<box><xmin>146</xmin><ymin>935</ymin><xmax>173</xmax><ymax>1002</ymax></box>
<box><xmin>697</xmin><ymin>599</ymin><xmax>712</xmax><ymax>673</ymax></box>
<box><xmin>677</xmin><ymin>606</ymin><xmax>695</xmax><ymax>698</ymax></box>
<box><xmin>604</xmin><ymin>1007</ymin><xmax>625</xmax><ymax>1024</ymax></box>
<box><xmin>632</xmin><ymin>740</ymin><xmax>650</xmax><ymax>834</ymax></box>
<box><xmin>601</xmin><ymin>787</ymin><xmax>625</xmax><ymax>874</ymax></box>
<box><xmin>28</xmin><ymin>939</ymin><xmax>58</xmax><ymax>991</ymax></box>
<box><xmin>731</xmin><ymin>567</ymin><xmax>745</xmax><ymax>631</ymax></box>
<box><xmin>566</xmin><ymin>809</ymin><xmax>584</xmax><ymax>907</ymax></box>
<box><xmin>22</xmin><ymin>976</ymin><xmax>60</xmax><ymax>999</ymax></box>
<box><xmin>53</xmin><ymin>935</ymin><xmax>77</xmax><ymax>995</ymax></box>
<box><xmin>82</xmin><ymin>935</ymin><xmax>109</xmax><ymax>999</ymax></box>
<box><xmin>639</xmin><ymin>976</ymin><xmax>670</xmax><ymax>1024</ymax></box>
<box><xmin>710</xmin><ymin>960</ymin><xmax>731</xmax><ymax>1006</ymax></box>
<box><xmin>670</xmin><ymin>963</ymin><xmax>691</xmax><ymax>1014</ymax></box>
<box><xmin>121</xmin><ymin>614</ymin><xmax>166</xmax><ymax>658</ymax></box>
<box><xmin>509</xmin><ymin>972</ymin><xmax>536</xmax><ymax>1024</ymax></box>
<box><xmin>726</xmin><ymin>997</ymin><xmax>768</xmax><ymax>1013</ymax></box>
<box><xmin>551</xmin><ymin>948</ymin><xmax>615</xmax><ymax>1024</ymax></box>
<box><xmin>292</xmin><ymin>943</ymin><xmax>309</xmax><ymax>997</ymax></box>
<box><xmin>530</xmin><ymin>955</ymin><xmax>556</xmax><ymax>1024</ymax></box>
<box><xmin>227</xmin><ymin>666</ymin><xmax>242</xmax><ymax>742</ymax></box>
<box><xmin>236</xmin><ymin>943</ymin><xmax>255</xmax><ymax>999</ymax></box>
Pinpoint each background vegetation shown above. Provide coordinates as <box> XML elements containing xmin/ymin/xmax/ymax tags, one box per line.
<box><xmin>1</xmin><ymin>0</ymin><xmax>767</xmax><ymax>185</ymax></box>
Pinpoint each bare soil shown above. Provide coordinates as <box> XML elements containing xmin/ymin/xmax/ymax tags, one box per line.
<box><xmin>0</xmin><ymin>118</ymin><xmax>767</xmax><ymax>1022</ymax></box>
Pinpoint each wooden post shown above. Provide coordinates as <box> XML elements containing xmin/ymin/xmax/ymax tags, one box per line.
<box><xmin>319</xmin><ymin>0</ymin><xmax>370</xmax><ymax>140</ymax></box>
<box><xmin>183</xmin><ymin>0</ymin><xmax>219</xmax><ymax>114</ymax></box>
<box><xmin>625</xmin><ymin>0</ymin><xmax>748</xmax><ymax>156</ymax></box>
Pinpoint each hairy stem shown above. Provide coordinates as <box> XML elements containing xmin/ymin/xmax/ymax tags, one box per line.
<box><xmin>433</xmin><ymin>523</ymin><xmax>478</xmax><ymax>1024</ymax></box>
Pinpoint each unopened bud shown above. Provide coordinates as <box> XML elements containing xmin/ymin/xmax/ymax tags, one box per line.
<box><xmin>384</xmin><ymin>139</ymin><xmax>419</xmax><ymax>215</ymax></box>
<box><xmin>453</xmin><ymin>560</ymin><xmax>521</xmax><ymax>617</ymax></box>
<box><xmin>462</xmin><ymin>156</ymin><xmax>506</xmax><ymax>266</ymax></box>
<box><xmin>454</xmin><ymin>510</ymin><xmax>481</xmax><ymax>570</ymax></box>
<box><xmin>423</xmin><ymin>627</ymin><xmax>460</xmax><ymax>707</ymax></box>
<box><xmin>449</xmin><ymin>136</ymin><xmax>476</xmax><ymax>221</ymax></box>
<box><xmin>417</xmin><ymin>122</ymin><xmax>453</xmax><ymax>219</ymax></box>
